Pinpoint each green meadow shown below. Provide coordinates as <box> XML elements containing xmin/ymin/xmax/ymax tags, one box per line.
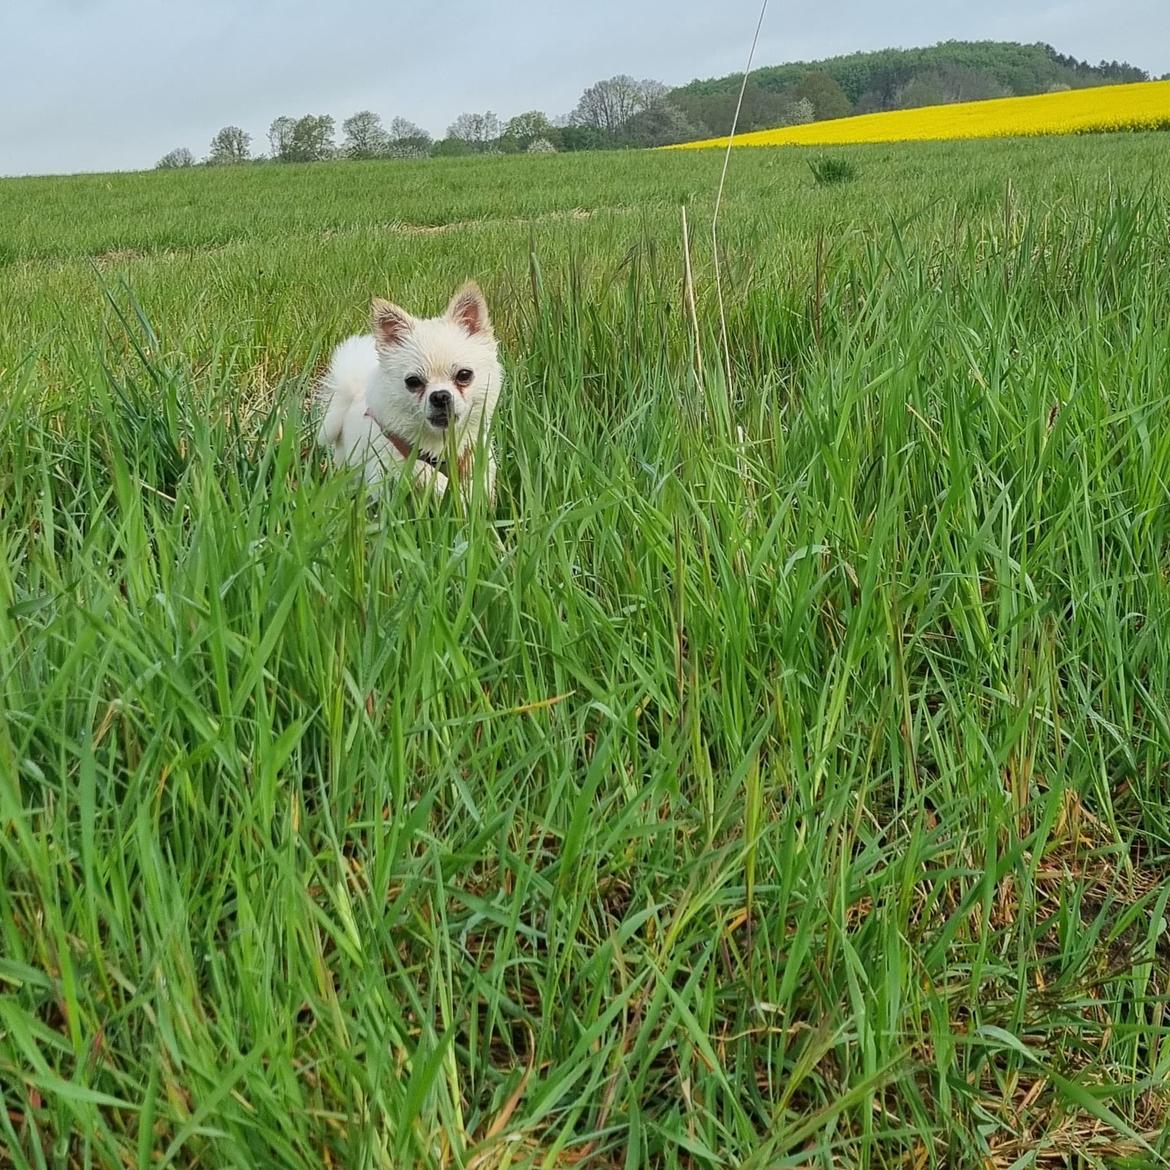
<box><xmin>1</xmin><ymin>135</ymin><xmax>1169</xmax><ymax>1168</ymax></box>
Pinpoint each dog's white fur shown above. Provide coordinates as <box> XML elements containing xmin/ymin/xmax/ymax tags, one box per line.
<box><xmin>317</xmin><ymin>282</ymin><xmax>501</xmax><ymax>500</ymax></box>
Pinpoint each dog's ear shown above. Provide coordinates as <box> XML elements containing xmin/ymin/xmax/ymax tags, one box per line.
<box><xmin>372</xmin><ymin>298</ymin><xmax>414</xmax><ymax>347</ymax></box>
<box><xmin>445</xmin><ymin>281</ymin><xmax>492</xmax><ymax>337</ymax></box>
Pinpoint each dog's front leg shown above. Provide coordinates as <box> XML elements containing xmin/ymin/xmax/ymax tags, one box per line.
<box><xmin>412</xmin><ymin>461</ymin><xmax>450</xmax><ymax>497</ymax></box>
<box><xmin>482</xmin><ymin>452</ymin><xmax>497</xmax><ymax>506</ymax></box>
<box><xmin>450</xmin><ymin>448</ymin><xmax>495</xmax><ymax>504</ymax></box>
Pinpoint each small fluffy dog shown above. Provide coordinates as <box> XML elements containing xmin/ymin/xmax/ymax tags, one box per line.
<box><xmin>317</xmin><ymin>282</ymin><xmax>501</xmax><ymax>500</ymax></box>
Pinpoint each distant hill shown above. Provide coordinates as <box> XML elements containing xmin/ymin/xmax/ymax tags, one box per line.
<box><xmin>663</xmin><ymin>41</ymin><xmax>1150</xmax><ymax>140</ymax></box>
<box><xmin>145</xmin><ymin>40</ymin><xmax>1155</xmax><ymax>170</ymax></box>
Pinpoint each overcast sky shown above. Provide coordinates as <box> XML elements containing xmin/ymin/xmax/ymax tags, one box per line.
<box><xmin>1</xmin><ymin>0</ymin><xmax>1166</xmax><ymax>176</ymax></box>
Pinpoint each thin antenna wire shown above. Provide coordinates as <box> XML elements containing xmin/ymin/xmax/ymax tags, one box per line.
<box><xmin>712</xmin><ymin>0</ymin><xmax>770</xmax><ymax>400</ymax></box>
<box><xmin>681</xmin><ymin>204</ymin><xmax>703</xmax><ymax>377</ymax></box>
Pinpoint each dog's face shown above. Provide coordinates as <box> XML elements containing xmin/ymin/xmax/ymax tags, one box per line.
<box><xmin>367</xmin><ymin>282</ymin><xmax>501</xmax><ymax>448</ymax></box>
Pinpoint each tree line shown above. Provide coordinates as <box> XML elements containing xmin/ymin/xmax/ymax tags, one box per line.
<box><xmin>157</xmin><ymin>41</ymin><xmax>1157</xmax><ymax>169</ymax></box>
<box><xmin>156</xmin><ymin>76</ymin><xmax>712</xmax><ymax>168</ymax></box>
<box><xmin>671</xmin><ymin>40</ymin><xmax>1153</xmax><ymax>135</ymax></box>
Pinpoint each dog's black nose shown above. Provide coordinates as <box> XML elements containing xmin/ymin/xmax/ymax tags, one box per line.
<box><xmin>429</xmin><ymin>389</ymin><xmax>452</xmax><ymax>413</ymax></box>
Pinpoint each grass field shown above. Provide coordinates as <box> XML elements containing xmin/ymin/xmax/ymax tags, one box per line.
<box><xmin>2</xmin><ymin>134</ymin><xmax>1170</xmax><ymax>1169</ymax></box>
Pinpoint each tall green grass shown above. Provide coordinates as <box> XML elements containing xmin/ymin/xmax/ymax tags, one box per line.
<box><xmin>1</xmin><ymin>136</ymin><xmax>1169</xmax><ymax>1168</ymax></box>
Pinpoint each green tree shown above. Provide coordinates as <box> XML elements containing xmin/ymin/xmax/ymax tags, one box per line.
<box><xmin>342</xmin><ymin>110</ymin><xmax>389</xmax><ymax>159</ymax></box>
<box><xmin>268</xmin><ymin>116</ymin><xmax>296</xmax><ymax>161</ymax></box>
<box><xmin>446</xmin><ymin>111</ymin><xmax>502</xmax><ymax>152</ymax></box>
<box><xmin>431</xmin><ymin>137</ymin><xmax>473</xmax><ymax>157</ymax></box>
<box><xmin>501</xmin><ymin>110</ymin><xmax>554</xmax><ymax>152</ymax></box>
<box><xmin>557</xmin><ymin>124</ymin><xmax>609</xmax><ymax>152</ymax></box>
<box><xmin>792</xmin><ymin>71</ymin><xmax>853</xmax><ymax>120</ymax></box>
<box><xmin>671</xmin><ymin>79</ymin><xmax>793</xmax><ymax>136</ymax></box>
<box><xmin>286</xmin><ymin>115</ymin><xmax>335</xmax><ymax>162</ymax></box>
<box><xmin>895</xmin><ymin>74</ymin><xmax>947</xmax><ymax>110</ymax></box>
<box><xmin>934</xmin><ymin>65</ymin><xmax>1010</xmax><ymax>102</ymax></box>
<box><xmin>206</xmin><ymin>126</ymin><xmax>251</xmax><ymax>165</ymax></box>
<box><xmin>156</xmin><ymin>147</ymin><xmax>194</xmax><ymax>169</ymax></box>
<box><xmin>621</xmin><ymin>102</ymin><xmax>702</xmax><ymax>146</ymax></box>
<box><xmin>787</xmin><ymin>97</ymin><xmax>816</xmax><ymax>125</ymax></box>
<box><xmin>572</xmin><ymin>76</ymin><xmax>665</xmax><ymax>137</ymax></box>
<box><xmin>387</xmin><ymin>118</ymin><xmax>433</xmax><ymax>159</ymax></box>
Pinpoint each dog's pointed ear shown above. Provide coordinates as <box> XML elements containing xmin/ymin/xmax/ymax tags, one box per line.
<box><xmin>372</xmin><ymin>298</ymin><xmax>414</xmax><ymax>347</ymax></box>
<box><xmin>445</xmin><ymin>281</ymin><xmax>492</xmax><ymax>337</ymax></box>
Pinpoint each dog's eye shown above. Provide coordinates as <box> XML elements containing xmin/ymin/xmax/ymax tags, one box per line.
<box><xmin>454</xmin><ymin>368</ymin><xmax>474</xmax><ymax>387</ymax></box>
<box><xmin>404</xmin><ymin>375</ymin><xmax>426</xmax><ymax>393</ymax></box>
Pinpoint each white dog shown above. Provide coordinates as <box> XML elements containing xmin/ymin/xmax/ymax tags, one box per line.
<box><xmin>317</xmin><ymin>282</ymin><xmax>501</xmax><ymax>501</ymax></box>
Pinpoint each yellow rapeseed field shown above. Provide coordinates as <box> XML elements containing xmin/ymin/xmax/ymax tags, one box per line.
<box><xmin>672</xmin><ymin>79</ymin><xmax>1170</xmax><ymax>150</ymax></box>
